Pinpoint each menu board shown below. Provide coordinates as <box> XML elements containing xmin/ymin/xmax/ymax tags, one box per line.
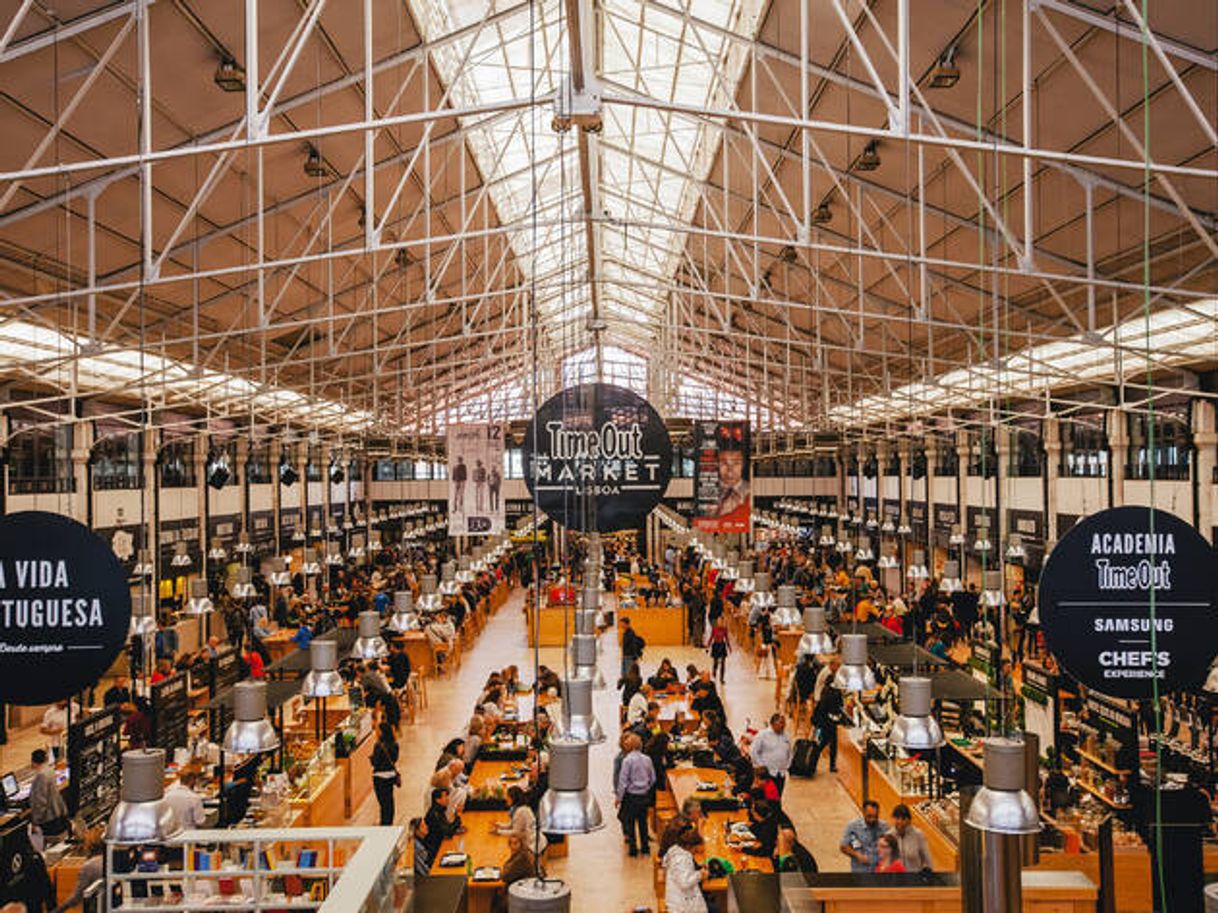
<box><xmin>151</xmin><ymin>671</ymin><xmax>189</xmax><ymax>755</ymax></box>
<box><xmin>208</xmin><ymin>647</ymin><xmax>243</xmax><ymax>742</ymax></box>
<box><xmin>66</xmin><ymin>707</ymin><xmax>122</xmax><ymax>825</ymax></box>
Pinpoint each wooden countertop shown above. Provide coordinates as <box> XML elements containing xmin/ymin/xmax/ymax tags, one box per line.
<box><xmin>667</xmin><ymin>766</ymin><xmax>764</xmax><ymax>892</ymax></box>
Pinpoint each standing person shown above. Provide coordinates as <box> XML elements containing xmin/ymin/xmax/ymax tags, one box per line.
<box><xmin>615</xmin><ymin>733</ymin><xmax>656</xmax><ymax>857</ymax></box>
<box><xmin>874</xmin><ymin>834</ymin><xmax>906</xmax><ymax>873</ymax></box>
<box><xmin>496</xmin><ymin>786</ymin><xmax>546</xmax><ymax>855</ymax></box>
<box><xmin>51</xmin><ymin>827</ymin><xmax>104</xmax><ymax>912</ymax></box>
<box><xmin>889</xmin><ymin>804</ymin><xmax>933</xmax><ymax>871</ymax></box>
<box><xmin>708</xmin><ymin>618</ymin><xmax>730</xmax><ymax>684</ymax></box>
<box><xmin>750</xmin><ymin>714</ymin><xmax>793</xmax><ymax>795</ymax></box>
<box><xmin>662</xmin><ymin>827</ymin><xmax>708</xmax><ymax>913</ymax></box>
<box><xmin>164</xmin><ymin>771</ymin><xmax>206</xmax><ymax>828</ymax></box>
<box><xmin>371</xmin><ymin>722</ymin><xmax>400</xmax><ymax>825</ymax></box>
<box><xmin>620</xmin><ymin>617</ymin><xmax>646</xmax><ymax>680</ymax></box>
<box><xmin>452</xmin><ymin>456</ymin><xmax>468</xmax><ymax>512</ymax></box>
<box><xmin>809</xmin><ymin>682</ymin><xmax>844</xmax><ymax>775</ymax></box>
<box><xmin>840</xmin><ymin>800</ymin><xmax>890</xmax><ymax>872</ymax></box>
<box><xmin>29</xmin><ymin>749</ymin><xmax>69</xmax><ymax>840</ymax></box>
<box><xmin>472</xmin><ymin>459</ymin><xmax>487</xmax><ymax>511</ymax></box>
<box><xmin>488</xmin><ymin>465</ymin><xmax>502</xmax><ymax>512</ymax></box>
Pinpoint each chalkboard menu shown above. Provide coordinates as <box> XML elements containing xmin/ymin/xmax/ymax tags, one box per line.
<box><xmin>208</xmin><ymin>647</ymin><xmax>242</xmax><ymax>742</ymax></box>
<box><xmin>66</xmin><ymin>707</ymin><xmax>122</xmax><ymax>824</ymax></box>
<box><xmin>151</xmin><ymin>671</ymin><xmax>189</xmax><ymax>755</ymax></box>
<box><xmin>1084</xmin><ymin>692</ymin><xmax>1137</xmax><ymax>735</ymax></box>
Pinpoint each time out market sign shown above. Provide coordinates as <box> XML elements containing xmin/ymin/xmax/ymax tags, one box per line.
<box><xmin>1038</xmin><ymin>506</ymin><xmax>1218</xmax><ymax>699</ymax></box>
<box><xmin>524</xmin><ymin>383</ymin><xmax>673</xmax><ymax>533</ymax></box>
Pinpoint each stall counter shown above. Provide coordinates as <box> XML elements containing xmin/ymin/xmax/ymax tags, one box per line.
<box><xmin>615</xmin><ymin>607</ymin><xmax>685</xmax><ymax>646</ymax></box>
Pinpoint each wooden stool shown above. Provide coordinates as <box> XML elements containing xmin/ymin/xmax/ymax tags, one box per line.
<box><xmin>431</xmin><ymin>644</ymin><xmax>450</xmax><ymax>678</ymax></box>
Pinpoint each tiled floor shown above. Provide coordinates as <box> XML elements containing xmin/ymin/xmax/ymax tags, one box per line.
<box><xmin>350</xmin><ymin>587</ymin><xmax>862</xmax><ymax>909</ymax></box>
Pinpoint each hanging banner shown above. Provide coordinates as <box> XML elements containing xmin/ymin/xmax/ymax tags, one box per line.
<box><xmin>1038</xmin><ymin>506</ymin><xmax>1218</xmax><ymax>698</ymax></box>
<box><xmin>523</xmin><ymin>383</ymin><xmax>672</xmax><ymax>533</ymax></box>
<box><xmin>691</xmin><ymin>420</ymin><xmax>752</xmax><ymax>534</ymax></box>
<box><xmin>0</xmin><ymin>512</ymin><xmax>132</xmax><ymax>705</ymax></box>
<box><xmin>447</xmin><ymin>423</ymin><xmax>505</xmax><ymax>536</ymax></box>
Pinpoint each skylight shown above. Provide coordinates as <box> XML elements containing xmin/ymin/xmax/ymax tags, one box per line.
<box><xmin>827</xmin><ymin>300</ymin><xmax>1218</xmax><ymax>426</ymax></box>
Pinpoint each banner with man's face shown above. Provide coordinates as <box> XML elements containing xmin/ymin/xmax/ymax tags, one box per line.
<box><xmin>691</xmin><ymin>420</ymin><xmax>751</xmax><ymax>534</ymax></box>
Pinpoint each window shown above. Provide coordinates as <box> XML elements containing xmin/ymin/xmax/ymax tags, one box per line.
<box><xmin>414</xmin><ymin>459</ymin><xmax>432</xmax><ymax>480</ymax></box>
<box><xmin>348</xmin><ymin>459</ymin><xmax>363</xmax><ymax>482</ymax></box>
<box><xmin>966</xmin><ymin>430</ymin><xmax>998</xmax><ymax>478</ymax></box>
<box><xmin>812</xmin><ymin>455</ymin><xmax>837</xmax><ymax>477</ymax></box>
<box><xmin>432</xmin><ymin>461</ymin><xmax>447</xmax><ymax>480</ymax></box>
<box><xmin>1009</xmin><ymin>430</ymin><xmax>1043</xmax><ymax>478</ymax></box>
<box><xmin>505</xmin><ymin>448</ymin><xmax>525</xmax><ymax>479</ymax></box>
<box><xmin>562</xmin><ymin>345</ymin><xmax>648</xmax><ymax>397</ymax></box>
<box><xmin>1061</xmin><ymin>420</ymin><xmax>1108</xmax><ymax>478</ymax></box>
<box><xmin>1127</xmin><ymin>410</ymin><xmax>1191</xmax><ymax>481</ymax></box>
<box><xmin>92</xmin><ymin>431</ymin><xmax>142</xmax><ymax>491</ymax></box>
<box><xmin>934</xmin><ymin>443</ymin><xmax>959</xmax><ymax>476</ymax></box>
<box><xmin>910</xmin><ymin>451</ymin><xmax>927</xmax><ymax>479</ymax></box>
<box><xmin>159</xmin><ymin>437</ymin><xmax>196</xmax><ymax>488</ymax></box>
<box><xmin>305</xmin><ymin>446</ymin><xmax>323</xmax><ymax>482</ymax></box>
<box><xmin>9</xmin><ymin>416</ymin><xmax>74</xmax><ymax>494</ymax></box>
<box><xmin>247</xmin><ymin>442</ymin><xmax>272</xmax><ymax>484</ymax></box>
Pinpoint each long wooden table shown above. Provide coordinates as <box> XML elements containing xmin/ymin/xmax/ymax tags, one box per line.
<box><xmin>666</xmin><ymin>766</ymin><xmax>762</xmax><ymax>895</ymax></box>
<box><xmin>428</xmin><ymin>810</ymin><xmax>509</xmax><ymax>913</ymax></box>
<box><xmin>615</xmin><ymin>607</ymin><xmax>686</xmax><ymax>646</ymax></box>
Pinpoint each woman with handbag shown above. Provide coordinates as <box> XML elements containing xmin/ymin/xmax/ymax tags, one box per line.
<box><xmin>370</xmin><ymin>722</ymin><xmax>400</xmax><ymax>825</ymax></box>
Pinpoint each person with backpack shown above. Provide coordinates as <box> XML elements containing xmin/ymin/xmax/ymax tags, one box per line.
<box><xmin>620</xmin><ymin>617</ymin><xmax>646</xmax><ymax>679</ymax></box>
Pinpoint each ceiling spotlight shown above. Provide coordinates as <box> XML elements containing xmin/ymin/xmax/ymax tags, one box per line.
<box><xmin>213</xmin><ymin>55</ymin><xmax>246</xmax><ymax>93</ymax></box>
<box><xmin>812</xmin><ymin>202</ymin><xmax>832</xmax><ymax>224</ymax></box>
<box><xmin>929</xmin><ymin>45</ymin><xmax>960</xmax><ymax>89</ymax></box>
<box><xmin>303</xmin><ymin>145</ymin><xmax>329</xmax><ymax>178</ymax></box>
<box><xmin>853</xmin><ymin>141</ymin><xmax>881</xmax><ymax>172</ymax></box>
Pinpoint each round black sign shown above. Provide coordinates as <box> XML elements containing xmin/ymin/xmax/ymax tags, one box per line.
<box><xmin>0</xmin><ymin>512</ymin><xmax>132</xmax><ymax>705</ymax></box>
<box><xmin>1038</xmin><ymin>507</ymin><xmax>1218</xmax><ymax>698</ymax></box>
<box><xmin>523</xmin><ymin>383</ymin><xmax>673</xmax><ymax>533</ymax></box>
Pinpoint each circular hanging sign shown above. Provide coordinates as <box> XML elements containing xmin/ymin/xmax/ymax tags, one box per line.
<box><xmin>0</xmin><ymin>512</ymin><xmax>132</xmax><ymax>705</ymax></box>
<box><xmin>523</xmin><ymin>383</ymin><xmax>673</xmax><ymax>533</ymax></box>
<box><xmin>1038</xmin><ymin>506</ymin><xmax>1218</xmax><ymax>698</ymax></box>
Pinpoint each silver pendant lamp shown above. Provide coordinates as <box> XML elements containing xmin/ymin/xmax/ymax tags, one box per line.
<box><xmin>537</xmin><ymin>737</ymin><xmax>604</xmax><ymax>834</ymax></box>
<box><xmin>129</xmin><ymin>591</ymin><xmax>158</xmax><ymax>638</ymax></box>
<box><xmin>350</xmin><ymin>610</ymin><xmax>388</xmax><ymax>660</ymax></box>
<box><xmin>417</xmin><ymin>573</ymin><xmax>441</xmax><ymax>612</ymax></box>
<box><xmin>230</xmin><ymin>566</ymin><xmax>258</xmax><ymax>599</ymax></box>
<box><xmin>300</xmin><ymin>548</ymin><xmax>322</xmax><ymax>576</ymax></box>
<box><xmin>940</xmin><ymin>559</ymin><xmax>963</xmax><ymax>594</ymax></box>
<box><xmin>133</xmin><ymin>548</ymin><xmax>154</xmax><ymax>577</ymax></box>
<box><xmin>772</xmin><ymin>584</ymin><xmax>802</xmax><ymax>628</ymax></box>
<box><xmin>106</xmin><ymin>749</ymin><xmax>181</xmax><ymax>844</ymax></box>
<box><xmin>301</xmin><ymin>639</ymin><xmax>345</xmax><ymax>698</ymax></box>
<box><xmin>440</xmin><ymin>559</ymin><xmax>462</xmax><ymax>594</ymax></box>
<box><xmin>797</xmin><ymin>605</ymin><xmax>836</xmax><ymax>658</ymax></box>
<box><xmin>554</xmin><ymin>676</ymin><xmax>605</xmax><ymax>743</ymax></box>
<box><xmin>223</xmin><ymin>680</ymin><xmax>281</xmax><ymax>754</ymax></box>
<box><xmin>454</xmin><ymin>556</ymin><xmax>474</xmax><ymax>585</ymax></box>
<box><xmin>184</xmin><ymin>579</ymin><xmax>214</xmax><ymax>615</ymax></box>
<box><xmin>325</xmin><ymin>541</ymin><xmax>343</xmax><ymax>567</ymax></box>
<box><xmin>233</xmin><ymin>532</ymin><xmax>253</xmax><ymax>556</ymax></box>
<box><xmin>267</xmin><ymin>557</ymin><xmax>291</xmax><ymax>586</ymax></box>
<box><xmin>965</xmin><ymin>738</ymin><xmax>1041</xmax><ymax>834</ymax></box>
<box><xmin>171</xmin><ymin>542</ymin><xmax>192</xmax><ymax>568</ymax></box>
<box><xmin>906</xmin><ymin>549</ymin><xmax>930</xmax><ymax>582</ymax></box>
<box><xmin>833</xmin><ymin>632</ymin><xmax>876</xmax><ymax>691</ymax></box>
<box><xmin>750</xmin><ymin>571</ymin><xmax>774</xmax><ymax>610</ymax></box>
<box><xmin>890</xmin><ymin>676</ymin><xmax>944</xmax><ymax>750</ymax></box>
<box><xmin>387</xmin><ymin>590</ymin><xmax>421</xmax><ymax>633</ymax></box>
<box><xmin>734</xmin><ymin>559</ymin><xmax>754</xmax><ymax>594</ymax></box>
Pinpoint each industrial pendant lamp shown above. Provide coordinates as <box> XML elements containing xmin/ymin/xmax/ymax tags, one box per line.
<box><xmin>880</xmin><ymin>516</ymin><xmax>896</xmax><ymax>535</ymax></box>
<box><xmin>819</xmin><ymin>525</ymin><xmax>836</xmax><ymax>547</ymax></box>
<box><xmin>877</xmin><ymin>544</ymin><xmax>898</xmax><ymax>570</ymax></box>
<box><xmin>454</xmin><ymin>556</ymin><xmax>474</xmax><ymax>585</ymax></box>
<box><xmin>855</xmin><ymin>538</ymin><xmax>875</xmax><ymax>563</ymax></box>
<box><xmin>554</xmin><ymin>677</ymin><xmax>605</xmax><ymax>743</ymax></box>
<box><xmin>471</xmin><ymin>545</ymin><xmax>488</xmax><ymax>574</ymax></box>
<box><xmin>417</xmin><ymin>573</ymin><xmax>441</xmax><ymax>612</ymax></box>
<box><xmin>890</xmin><ymin>676</ymin><xmax>945</xmax><ymax>750</ymax></box>
<box><xmin>234</xmin><ymin>532</ymin><xmax>253</xmax><ymax>555</ymax></box>
<box><xmin>106</xmin><ymin>749</ymin><xmax>182</xmax><ymax>844</ymax></box>
<box><xmin>301</xmin><ymin>640</ymin><xmax>345</xmax><ymax>698</ymax></box>
<box><xmin>720</xmin><ymin>549</ymin><xmax>740</xmax><ymax>582</ymax></box>
<box><xmin>1005</xmin><ymin>533</ymin><xmax>1026</xmax><ymax>561</ymax></box>
<box><xmin>797</xmin><ymin>606</ymin><xmax>835</xmax><ymax>657</ymax></box>
<box><xmin>940</xmin><ymin>559</ymin><xmax>963</xmax><ymax>594</ymax></box>
<box><xmin>184</xmin><ymin>579</ymin><xmax>214</xmax><ymax>615</ymax></box>
<box><xmin>981</xmin><ymin>570</ymin><xmax>1005</xmax><ymax>609</ymax></box>
<box><xmin>387</xmin><ymin>591</ymin><xmax>421</xmax><ymax>633</ymax></box>
<box><xmin>368</xmin><ymin>530</ymin><xmax>382</xmax><ymax>553</ymax></box>
<box><xmin>897</xmin><ymin>516</ymin><xmax>912</xmax><ymax>536</ymax></box>
<box><xmin>906</xmin><ymin>549</ymin><xmax>930</xmax><ymax>582</ymax></box>
<box><xmin>230</xmin><ymin>566</ymin><xmax>257</xmax><ymax>599</ymax></box>
<box><xmin>350</xmin><ymin>610</ymin><xmax>388</xmax><ymax>660</ymax></box>
<box><xmin>440</xmin><ymin>560</ymin><xmax>462</xmax><ymax>594</ymax></box>
<box><xmin>129</xmin><ymin>592</ymin><xmax>158</xmax><ymax>637</ymax></box>
<box><xmin>570</xmin><ymin>632</ymin><xmax>606</xmax><ymax>690</ymax></box>
<box><xmin>772</xmin><ymin>584</ymin><xmax>801</xmax><ymax>628</ymax></box>
<box><xmin>207</xmin><ymin>537</ymin><xmax>228</xmax><ymax>561</ymax></box>
<box><xmin>170</xmin><ymin>542</ymin><xmax>192</xmax><ymax>568</ymax></box>
<box><xmin>325</xmin><ymin>542</ymin><xmax>343</xmax><ymax>567</ymax></box>
<box><xmin>973</xmin><ymin>517</ymin><xmax>993</xmax><ymax>554</ymax></box>
<box><xmin>300</xmin><ymin>548</ymin><xmax>322</xmax><ymax>576</ymax></box>
<box><xmin>133</xmin><ymin>548</ymin><xmax>154</xmax><ymax>577</ymax></box>
<box><xmin>948</xmin><ymin>524</ymin><xmax>965</xmax><ymax>547</ymax></box>
<box><xmin>751</xmin><ymin>571</ymin><xmax>774</xmax><ymax>610</ymax></box>
<box><xmin>223</xmin><ymin>680</ymin><xmax>280</xmax><ymax>754</ymax></box>
<box><xmin>267</xmin><ymin>557</ymin><xmax>291</xmax><ymax>586</ymax></box>
<box><xmin>734</xmin><ymin>559</ymin><xmax>755</xmax><ymax>594</ymax></box>
<box><xmin>834</xmin><ymin>633</ymin><xmax>876</xmax><ymax>691</ymax></box>
<box><xmin>965</xmin><ymin>738</ymin><xmax>1041</xmax><ymax>834</ymax></box>
<box><xmin>537</xmin><ymin>737</ymin><xmax>605</xmax><ymax>834</ymax></box>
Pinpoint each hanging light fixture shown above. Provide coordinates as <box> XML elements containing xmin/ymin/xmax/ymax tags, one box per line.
<box><xmin>940</xmin><ymin>559</ymin><xmax>963</xmax><ymax>594</ymax></box>
<box><xmin>417</xmin><ymin>574</ymin><xmax>441</xmax><ymax>612</ymax></box>
<box><xmin>880</xmin><ymin>516</ymin><xmax>896</xmax><ymax>535</ymax></box>
<box><xmin>234</xmin><ymin>532</ymin><xmax>253</xmax><ymax>555</ymax></box>
<box><xmin>387</xmin><ymin>591</ymin><xmax>421</xmax><ymax>633</ymax></box>
<box><xmin>212</xmin><ymin>55</ymin><xmax>246</xmax><ymax>93</ymax></box>
<box><xmin>964</xmin><ymin>738</ymin><xmax>1041</xmax><ymax>834</ymax></box>
<box><xmin>855</xmin><ymin>538</ymin><xmax>875</xmax><ymax>563</ymax></box>
<box><xmin>537</xmin><ymin>737</ymin><xmax>605</xmax><ymax>834</ymax></box>
<box><xmin>772</xmin><ymin>584</ymin><xmax>802</xmax><ymax>628</ymax></box>
<box><xmin>974</xmin><ymin>517</ymin><xmax>993</xmax><ymax>554</ymax></box>
<box><xmin>929</xmin><ymin>45</ymin><xmax>960</xmax><ymax>89</ymax></box>
<box><xmin>437</xmin><ymin>560</ymin><xmax>460</xmax><ymax>595</ymax></box>
<box><xmin>836</xmin><ymin>535</ymin><xmax>852</xmax><ymax>555</ymax></box>
<box><xmin>129</xmin><ymin>592</ymin><xmax>158</xmax><ymax>638</ymax></box>
<box><xmin>797</xmin><ymin>606</ymin><xmax>836</xmax><ymax>658</ymax></box>
<box><xmin>454</xmin><ymin>556</ymin><xmax>474</xmax><ymax>585</ymax></box>
<box><xmin>981</xmin><ymin>570</ymin><xmax>1005</xmax><ymax>609</ymax></box>
<box><xmin>133</xmin><ymin>548</ymin><xmax>154</xmax><ymax>577</ymax></box>
<box><xmin>852</xmin><ymin>140</ymin><xmax>881</xmax><ymax>172</ymax></box>
<box><xmin>1005</xmin><ymin>533</ymin><xmax>1026</xmax><ymax>561</ymax></box>
<box><xmin>106</xmin><ymin>749</ymin><xmax>182</xmax><ymax>845</ymax></box>
<box><xmin>897</xmin><ymin>517</ymin><xmax>913</xmax><ymax>536</ymax></box>
<box><xmin>890</xmin><ymin>676</ymin><xmax>945</xmax><ymax>750</ymax></box>
<box><xmin>325</xmin><ymin>542</ymin><xmax>343</xmax><ymax>566</ymax></box>
<box><xmin>267</xmin><ymin>557</ymin><xmax>291</xmax><ymax>586</ymax></box>
<box><xmin>834</xmin><ymin>633</ymin><xmax>876</xmax><ymax>691</ymax></box>
<box><xmin>949</xmin><ymin>524</ymin><xmax>965</xmax><ymax>547</ymax></box>
<box><xmin>750</xmin><ymin>571</ymin><xmax>774</xmax><ymax>610</ymax></box>
<box><xmin>223</xmin><ymin>680</ymin><xmax>280</xmax><ymax>754</ymax></box>
<box><xmin>368</xmin><ymin>531</ymin><xmax>382</xmax><ymax>553</ymax></box>
<box><xmin>184</xmin><ymin>579</ymin><xmax>213</xmax><ymax>615</ymax></box>
<box><xmin>348</xmin><ymin>535</ymin><xmax>365</xmax><ymax>561</ymax></box>
<box><xmin>350</xmin><ymin>610</ymin><xmax>388</xmax><ymax>660</ymax></box>
<box><xmin>230</xmin><ymin>566</ymin><xmax>257</xmax><ymax>600</ymax></box>
<box><xmin>300</xmin><ymin>548</ymin><xmax>322</xmax><ymax>576</ymax></box>
<box><xmin>207</xmin><ymin>537</ymin><xmax>228</xmax><ymax>561</ymax></box>
<box><xmin>734</xmin><ymin>559</ymin><xmax>755</xmax><ymax>594</ymax></box>
<box><xmin>906</xmin><ymin>549</ymin><xmax>930</xmax><ymax>582</ymax></box>
<box><xmin>720</xmin><ymin>549</ymin><xmax>739</xmax><ymax>582</ymax></box>
<box><xmin>554</xmin><ymin>677</ymin><xmax>605</xmax><ymax>743</ymax></box>
<box><xmin>865</xmin><ymin>513</ymin><xmax>878</xmax><ymax>532</ymax></box>
<box><xmin>877</xmin><ymin>544</ymin><xmax>899</xmax><ymax>570</ymax></box>
<box><xmin>819</xmin><ymin>525</ymin><xmax>836</xmax><ymax>547</ymax></box>
<box><xmin>301</xmin><ymin>640</ymin><xmax>345</xmax><ymax>698</ymax></box>
<box><xmin>570</xmin><ymin>632</ymin><xmax>606</xmax><ymax>690</ymax></box>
